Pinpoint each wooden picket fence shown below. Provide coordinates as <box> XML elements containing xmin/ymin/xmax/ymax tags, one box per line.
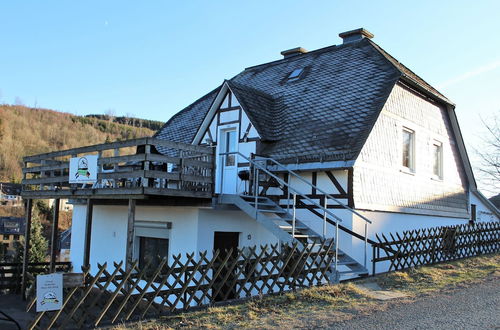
<box><xmin>27</xmin><ymin>240</ymin><xmax>336</xmax><ymax>329</ymax></box>
<box><xmin>0</xmin><ymin>261</ymin><xmax>71</xmax><ymax>293</ymax></box>
<box><xmin>372</xmin><ymin>222</ymin><xmax>500</xmax><ymax>272</ymax></box>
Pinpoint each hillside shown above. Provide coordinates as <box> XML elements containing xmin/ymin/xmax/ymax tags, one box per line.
<box><xmin>0</xmin><ymin>105</ymin><xmax>157</xmax><ymax>182</ymax></box>
<box><xmin>85</xmin><ymin>114</ymin><xmax>164</xmax><ymax>131</ymax></box>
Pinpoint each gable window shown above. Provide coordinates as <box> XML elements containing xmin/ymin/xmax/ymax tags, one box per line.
<box><xmin>287</xmin><ymin>68</ymin><xmax>303</xmax><ymax>81</ymax></box>
<box><xmin>402</xmin><ymin>128</ymin><xmax>415</xmax><ymax>172</ymax></box>
<box><xmin>432</xmin><ymin>141</ymin><xmax>443</xmax><ymax>179</ymax></box>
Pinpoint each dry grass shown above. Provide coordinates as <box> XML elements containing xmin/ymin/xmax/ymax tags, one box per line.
<box><xmin>111</xmin><ymin>253</ymin><xmax>499</xmax><ymax>330</ymax></box>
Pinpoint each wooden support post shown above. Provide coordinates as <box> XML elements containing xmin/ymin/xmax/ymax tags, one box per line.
<box><xmin>21</xmin><ymin>199</ymin><xmax>33</xmax><ymax>300</ymax></box>
<box><xmin>83</xmin><ymin>199</ymin><xmax>94</xmax><ymax>268</ymax></box>
<box><xmin>50</xmin><ymin>198</ymin><xmax>60</xmax><ymax>272</ymax></box>
<box><xmin>125</xmin><ymin>199</ymin><xmax>136</xmax><ymax>270</ymax></box>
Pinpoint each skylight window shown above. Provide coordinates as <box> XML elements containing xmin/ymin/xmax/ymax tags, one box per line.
<box><xmin>287</xmin><ymin>68</ymin><xmax>303</xmax><ymax>80</ymax></box>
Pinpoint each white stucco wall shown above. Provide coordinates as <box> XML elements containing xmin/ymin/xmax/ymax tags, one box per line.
<box><xmin>470</xmin><ymin>192</ymin><xmax>499</xmax><ymax>222</ymax></box>
<box><xmin>70</xmin><ymin>204</ymin><xmax>279</xmax><ymax>273</ymax></box>
<box><xmin>197</xmin><ymin>209</ymin><xmax>279</xmax><ymax>257</ymax></box>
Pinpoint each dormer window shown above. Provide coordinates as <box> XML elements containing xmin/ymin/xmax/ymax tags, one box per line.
<box><xmin>287</xmin><ymin>68</ymin><xmax>304</xmax><ymax>81</ymax></box>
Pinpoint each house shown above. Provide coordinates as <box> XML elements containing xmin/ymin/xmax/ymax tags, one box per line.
<box><xmin>0</xmin><ymin>217</ymin><xmax>24</xmax><ymax>261</ymax></box>
<box><xmin>47</xmin><ymin>198</ymin><xmax>73</xmax><ymax>212</ymax></box>
<box><xmin>490</xmin><ymin>194</ymin><xmax>500</xmax><ymax>209</ymax></box>
<box><xmin>58</xmin><ymin>228</ymin><xmax>71</xmax><ymax>262</ymax></box>
<box><xmin>0</xmin><ymin>183</ymin><xmax>22</xmax><ymax>206</ymax></box>
<box><xmin>21</xmin><ymin>28</ymin><xmax>499</xmax><ymax>288</ymax></box>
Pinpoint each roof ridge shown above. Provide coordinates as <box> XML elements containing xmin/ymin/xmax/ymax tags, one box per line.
<box><xmin>226</xmin><ymin>80</ymin><xmax>275</xmax><ymax>101</ymax></box>
<box><xmin>366</xmin><ymin>39</ymin><xmax>453</xmax><ymax>105</ymax></box>
<box><xmin>240</xmin><ymin>40</ymin><xmax>362</xmax><ymax>72</ymax></box>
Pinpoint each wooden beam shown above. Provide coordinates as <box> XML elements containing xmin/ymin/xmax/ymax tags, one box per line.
<box><xmin>325</xmin><ymin>171</ymin><xmax>347</xmax><ymax>195</ymax></box>
<box><xmin>83</xmin><ymin>199</ymin><xmax>94</xmax><ymax>268</ymax></box>
<box><xmin>21</xmin><ymin>199</ymin><xmax>33</xmax><ymax>300</ymax></box>
<box><xmin>125</xmin><ymin>199</ymin><xmax>136</xmax><ymax>271</ymax></box>
<box><xmin>50</xmin><ymin>199</ymin><xmax>60</xmax><ymax>272</ymax></box>
<box><xmin>347</xmin><ymin>168</ymin><xmax>354</xmax><ymax>208</ymax></box>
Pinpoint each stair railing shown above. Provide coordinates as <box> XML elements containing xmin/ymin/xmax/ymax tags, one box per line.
<box><xmin>256</xmin><ymin>156</ymin><xmax>372</xmax><ymax>268</ymax></box>
<box><xmin>222</xmin><ymin>152</ymin><xmax>342</xmax><ymax>275</ymax></box>
<box><xmin>221</xmin><ymin>152</ymin><xmax>372</xmax><ymax>269</ymax></box>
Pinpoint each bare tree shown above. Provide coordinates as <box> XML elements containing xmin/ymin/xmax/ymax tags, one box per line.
<box><xmin>105</xmin><ymin>108</ymin><xmax>116</xmax><ymax>121</ymax></box>
<box><xmin>474</xmin><ymin>113</ymin><xmax>500</xmax><ymax>194</ymax></box>
<box><xmin>14</xmin><ymin>96</ymin><xmax>24</xmax><ymax>106</ymax></box>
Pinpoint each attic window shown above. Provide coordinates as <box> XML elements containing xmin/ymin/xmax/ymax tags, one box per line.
<box><xmin>287</xmin><ymin>68</ymin><xmax>304</xmax><ymax>81</ymax></box>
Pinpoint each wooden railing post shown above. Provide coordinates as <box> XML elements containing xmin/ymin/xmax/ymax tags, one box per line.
<box><xmin>83</xmin><ymin>199</ymin><xmax>94</xmax><ymax>268</ymax></box>
<box><xmin>125</xmin><ymin>199</ymin><xmax>136</xmax><ymax>271</ymax></box>
<box><xmin>50</xmin><ymin>199</ymin><xmax>60</xmax><ymax>272</ymax></box>
<box><xmin>21</xmin><ymin>198</ymin><xmax>33</xmax><ymax>300</ymax></box>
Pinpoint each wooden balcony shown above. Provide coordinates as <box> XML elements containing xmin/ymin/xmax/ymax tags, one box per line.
<box><xmin>21</xmin><ymin>137</ymin><xmax>215</xmax><ymax>200</ymax></box>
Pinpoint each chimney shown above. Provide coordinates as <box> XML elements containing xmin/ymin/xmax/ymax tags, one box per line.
<box><xmin>339</xmin><ymin>28</ymin><xmax>374</xmax><ymax>44</ymax></box>
<box><xmin>280</xmin><ymin>47</ymin><xmax>308</xmax><ymax>59</ymax></box>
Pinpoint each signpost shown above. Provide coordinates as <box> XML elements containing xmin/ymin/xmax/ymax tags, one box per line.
<box><xmin>36</xmin><ymin>273</ymin><xmax>63</xmax><ymax>312</ymax></box>
<box><xmin>69</xmin><ymin>155</ymin><xmax>98</xmax><ymax>184</ymax></box>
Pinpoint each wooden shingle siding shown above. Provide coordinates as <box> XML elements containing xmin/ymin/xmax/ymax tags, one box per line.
<box><xmin>354</xmin><ymin>83</ymin><xmax>468</xmax><ymax>217</ymax></box>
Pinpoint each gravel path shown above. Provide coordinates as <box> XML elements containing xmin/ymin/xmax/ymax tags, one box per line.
<box><xmin>331</xmin><ymin>279</ymin><xmax>500</xmax><ymax>330</ymax></box>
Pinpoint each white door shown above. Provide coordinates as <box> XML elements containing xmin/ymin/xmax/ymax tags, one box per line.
<box><xmin>218</xmin><ymin>128</ymin><xmax>238</xmax><ymax>194</ymax></box>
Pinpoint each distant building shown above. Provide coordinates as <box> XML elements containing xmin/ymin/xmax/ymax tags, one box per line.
<box><xmin>0</xmin><ymin>217</ymin><xmax>25</xmax><ymax>260</ymax></box>
<box><xmin>490</xmin><ymin>194</ymin><xmax>500</xmax><ymax>209</ymax></box>
<box><xmin>47</xmin><ymin>198</ymin><xmax>73</xmax><ymax>212</ymax></box>
<box><xmin>0</xmin><ymin>183</ymin><xmax>22</xmax><ymax>206</ymax></box>
<box><xmin>59</xmin><ymin>228</ymin><xmax>71</xmax><ymax>262</ymax></box>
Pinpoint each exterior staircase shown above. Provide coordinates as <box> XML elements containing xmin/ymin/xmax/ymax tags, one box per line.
<box><xmin>219</xmin><ymin>193</ymin><xmax>369</xmax><ymax>281</ymax></box>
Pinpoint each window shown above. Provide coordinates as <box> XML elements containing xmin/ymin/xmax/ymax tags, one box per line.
<box><xmin>470</xmin><ymin>204</ymin><xmax>477</xmax><ymax>224</ymax></box>
<box><xmin>13</xmin><ymin>235</ymin><xmax>19</xmax><ymax>241</ymax></box>
<box><xmin>224</xmin><ymin>130</ymin><xmax>237</xmax><ymax>167</ymax></box>
<box><xmin>287</xmin><ymin>68</ymin><xmax>303</xmax><ymax>81</ymax></box>
<box><xmin>432</xmin><ymin>141</ymin><xmax>443</xmax><ymax>179</ymax></box>
<box><xmin>402</xmin><ymin>128</ymin><xmax>415</xmax><ymax>171</ymax></box>
<box><xmin>139</xmin><ymin>236</ymin><xmax>168</xmax><ymax>274</ymax></box>
<box><xmin>3</xmin><ymin>235</ymin><xmax>9</xmax><ymax>240</ymax></box>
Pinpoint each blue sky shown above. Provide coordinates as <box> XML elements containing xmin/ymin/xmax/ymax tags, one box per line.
<box><xmin>1</xmin><ymin>1</ymin><xmax>499</xmax><ymax>193</ymax></box>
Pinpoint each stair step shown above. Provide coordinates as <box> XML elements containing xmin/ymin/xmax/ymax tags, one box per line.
<box><xmin>249</xmin><ymin>201</ymin><xmax>276</xmax><ymax>206</ymax></box>
<box><xmin>240</xmin><ymin>195</ymin><xmax>269</xmax><ymax>201</ymax></box>
<box><xmin>258</xmin><ymin>208</ymin><xmax>287</xmax><ymax>214</ymax></box>
<box><xmin>293</xmin><ymin>234</ymin><xmax>319</xmax><ymax>239</ymax></box>
<box><xmin>279</xmin><ymin>225</ymin><xmax>308</xmax><ymax>231</ymax></box>
<box><xmin>336</xmin><ymin>260</ymin><xmax>359</xmax><ymax>266</ymax></box>
<box><xmin>338</xmin><ymin>270</ymin><xmax>369</xmax><ymax>276</ymax></box>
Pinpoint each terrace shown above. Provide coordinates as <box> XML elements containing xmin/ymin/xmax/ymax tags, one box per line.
<box><xmin>21</xmin><ymin>137</ymin><xmax>215</xmax><ymax>200</ymax></box>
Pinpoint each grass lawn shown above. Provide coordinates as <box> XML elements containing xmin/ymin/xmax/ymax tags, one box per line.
<box><xmin>112</xmin><ymin>253</ymin><xmax>499</xmax><ymax>329</ymax></box>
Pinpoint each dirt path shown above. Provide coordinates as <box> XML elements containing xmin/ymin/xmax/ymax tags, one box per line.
<box><xmin>331</xmin><ymin>278</ymin><xmax>499</xmax><ymax>330</ymax></box>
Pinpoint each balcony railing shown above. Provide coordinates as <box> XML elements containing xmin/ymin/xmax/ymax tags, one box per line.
<box><xmin>21</xmin><ymin>137</ymin><xmax>215</xmax><ymax>199</ymax></box>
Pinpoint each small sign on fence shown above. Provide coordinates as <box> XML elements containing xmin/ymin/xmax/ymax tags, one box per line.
<box><xmin>36</xmin><ymin>273</ymin><xmax>63</xmax><ymax>312</ymax></box>
<box><xmin>69</xmin><ymin>155</ymin><xmax>98</xmax><ymax>184</ymax></box>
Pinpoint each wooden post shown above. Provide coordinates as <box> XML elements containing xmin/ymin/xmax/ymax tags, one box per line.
<box><xmin>125</xmin><ymin>199</ymin><xmax>136</xmax><ymax>270</ymax></box>
<box><xmin>50</xmin><ymin>198</ymin><xmax>60</xmax><ymax>272</ymax></box>
<box><xmin>83</xmin><ymin>199</ymin><xmax>94</xmax><ymax>268</ymax></box>
<box><xmin>21</xmin><ymin>199</ymin><xmax>33</xmax><ymax>300</ymax></box>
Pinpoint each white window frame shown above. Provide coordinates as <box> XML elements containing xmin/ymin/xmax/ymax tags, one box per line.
<box><xmin>431</xmin><ymin>140</ymin><xmax>443</xmax><ymax>180</ymax></box>
<box><xmin>401</xmin><ymin>127</ymin><xmax>416</xmax><ymax>173</ymax></box>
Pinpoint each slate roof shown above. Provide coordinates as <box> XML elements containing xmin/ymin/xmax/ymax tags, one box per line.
<box><xmin>0</xmin><ymin>217</ymin><xmax>25</xmax><ymax>235</ymax></box>
<box><xmin>154</xmin><ymin>37</ymin><xmax>451</xmax><ymax>163</ymax></box>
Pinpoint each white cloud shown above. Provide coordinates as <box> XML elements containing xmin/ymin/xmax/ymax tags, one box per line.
<box><xmin>438</xmin><ymin>59</ymin><xmax>500</xmax><ymax>89</ymax></box>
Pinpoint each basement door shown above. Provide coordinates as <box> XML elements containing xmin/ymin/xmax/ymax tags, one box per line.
<box><xmin>218</xmin><ymin>127</ymin><xmax>238</xmax><ymax>194</ymax></box>
<box><xmin>213</xmin><ymin>231</ymin><xmax>239</xmax><ymax>301</ymax></box>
